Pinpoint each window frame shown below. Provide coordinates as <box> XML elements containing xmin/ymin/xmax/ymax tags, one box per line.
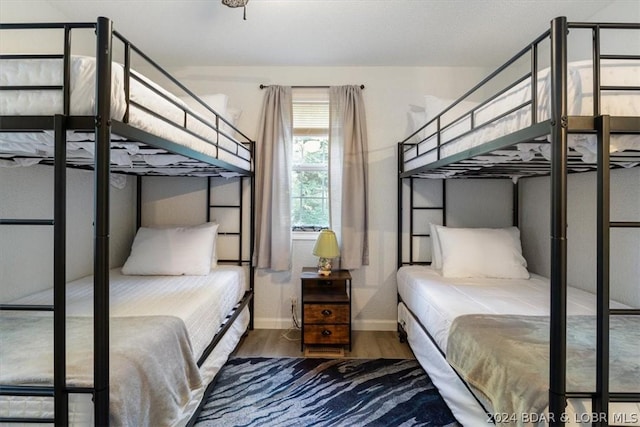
<box><xmin>291</xmin><ymin>89</ymin><xmax>330</xmax><ymax>233</ymax></box>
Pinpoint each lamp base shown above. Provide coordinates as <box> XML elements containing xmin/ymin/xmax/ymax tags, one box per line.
<box><xmin>317</xmin><ymin>257</ymin><xmax>332</xmax><ymax>276</ymax></box>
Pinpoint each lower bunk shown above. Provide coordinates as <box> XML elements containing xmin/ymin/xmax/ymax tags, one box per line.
<box><xmin>0</xmin><ymin>266</ymin><xmax>252</xmax><ymax>426</ymax></box>
<box><xmin>397</xmin><ymin>265</ymin><xmax>640</xmax><ymax>427</ymax></box>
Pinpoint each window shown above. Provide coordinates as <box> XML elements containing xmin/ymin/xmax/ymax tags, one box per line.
<box><xmin>291</xmin><ymin>89</ymin><xmax>330</xmax><ymax>231</ymax></box>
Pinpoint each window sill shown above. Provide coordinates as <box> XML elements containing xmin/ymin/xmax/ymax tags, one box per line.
<box><xmin>292</xmin><ymin>231</ymin><xmax>320</xmax><ymax>241</ymax></box>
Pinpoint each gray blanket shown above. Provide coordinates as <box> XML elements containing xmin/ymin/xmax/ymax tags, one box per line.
<box><xmin>0</xmin><ymin>314</ymin><xmax>203</xmax><ymax>426</ymax></box>
<box><xmin>447</xmin><ymin>314</ymin><xmax>640</xmax><ymax>426</ymax></box>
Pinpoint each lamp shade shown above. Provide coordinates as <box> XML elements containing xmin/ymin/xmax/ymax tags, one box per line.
<box><xmin>313</xmin><ymin>230</ymin><xmax>340</xmax><ymax>258</ymax></box>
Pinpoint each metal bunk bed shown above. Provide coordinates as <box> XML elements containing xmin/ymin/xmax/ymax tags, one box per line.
<box><xmin>397</xmin><ymin>17</ymin><xmax>639</xmax><ymax>426</ymax></box>
<box><xmin>0</xmin><ymin>17</ymin><xmax>255</xmax><ymax>425</ymax></box>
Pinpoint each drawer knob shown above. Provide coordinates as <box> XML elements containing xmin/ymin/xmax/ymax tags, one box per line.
<box><xmin>322</xmin><ymin>329</ymin><xmax>332</xmax><ymax>336</ymax></box>
<box><xmin>321</xmin><ymin>309</ymin><xmax>332</xmax><ymax>316</ymax></box>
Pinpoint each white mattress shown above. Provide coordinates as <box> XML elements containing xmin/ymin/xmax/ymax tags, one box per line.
<box><xmin>404</xmin><ymin>60</ymin><xmax>640</xmax><ymax>173</ymax></box>
<box><xmin>396</xmin><ymin>265</ymin><xmax>629</xmax><ymax>352</ymax></box>
<box><xmin>397</xmin><ymin>302</ymin><xmax>492</xmax><ymax>426</ymax></box>
<box><xmin>397</xmin><ymin>265</ymin><xmax>639</xmax><ymax>426</ymax></box>
<box><xmin>0</xmin><ymin>56</ymin><xmax>251</xmax><ymax>172</ymax></box>
<box><xmin>1</xmin><ymin>266</ymin><xmax>249</xmax><ymax>426</ymax></box>
<box><xmin>11</xmin><ymin>266</ymin><xmax>247</xmax><ymax>359</ymax></box>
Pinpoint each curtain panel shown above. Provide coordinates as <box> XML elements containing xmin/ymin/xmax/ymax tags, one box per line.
<box><xmin>253</xmin><ymin>86</ymin><xmax>293</xmax><ymax>271</ymax></box>
<box><xmin>330</xmin><ymin>85</ymin><xmax>369</xmax><ymax>270</ymax></box>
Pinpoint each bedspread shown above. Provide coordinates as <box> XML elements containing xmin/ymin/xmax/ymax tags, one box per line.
<box><xmin>0</xmin><ymin>314</ymin><xmax>203</xmax><ymax>427</ymax></box>
<box><xmin>446</xmin><ymin>314</ymin><xmax>640</xmax><ymax>427</ymax></box>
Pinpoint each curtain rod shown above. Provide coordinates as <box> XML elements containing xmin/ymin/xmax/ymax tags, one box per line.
<box><xmin>259</xmin><ymin>84</ymin><xmax>365</xmax><ymax>90</ymax></box>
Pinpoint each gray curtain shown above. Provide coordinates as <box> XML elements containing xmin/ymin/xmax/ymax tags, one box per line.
<box><xmin>329</xmin><ymin>85</ymin><xmax>369</xmax><ymax>269</ymax></box>
<box><xmin>253</xmin><ymin>86</ymin><xmax>293</xmax><ymax>271</ymax></box>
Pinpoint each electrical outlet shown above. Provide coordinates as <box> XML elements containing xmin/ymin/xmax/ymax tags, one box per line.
<box><xmin>290</xmin><ymin>296</ymin><xmax>297</xmax><ymax>307</ymax></box>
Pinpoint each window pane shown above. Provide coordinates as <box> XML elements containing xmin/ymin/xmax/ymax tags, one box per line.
<box><xmin>291</xmin><ymin>170</ymin><xmax>329</xmax><ymax>228</ymax></box>
<box><xmin>293</xmin><ymin>136</ymin><xmax>328</xmax><ymax>165</ymax></box>
<box><xmin>292</xmin><ymin>89</ymin><xmax>330</xmax><ymax>230</ymax></box>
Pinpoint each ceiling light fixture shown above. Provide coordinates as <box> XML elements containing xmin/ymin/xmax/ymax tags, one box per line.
<box><xmin>222</xmin><ymin>0</ymin><xmax>249</xmax><ymax>20</ymax></box>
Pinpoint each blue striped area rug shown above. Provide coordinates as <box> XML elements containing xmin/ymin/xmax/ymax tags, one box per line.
<box><xmin>195</xmin><ymin>357</ymin><xmax>460</xmax><ymax>427</ymax></box>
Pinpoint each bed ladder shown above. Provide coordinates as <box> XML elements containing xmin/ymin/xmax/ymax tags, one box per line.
<box><xmin>0</xmin><ymin>115</ymin><xmax>69</xmax><ymax>425</ymax></box>
<box><xmin>207</xmin><ymin>175</ymin><xmax>255</xmax><ymax>329</ymax></box>
<box><xmin>396</xmin><ymin>171</ymin><xmax>447</xmax><ymax>267</ymax></box>
<box><xmin>593</xmin><ymin>115</ymin><xmax>640</xmax><ymax>426</ymax></box>
<box><xmin>396</xmin><ymin>142</ymin><xmax>447</xmax><ymax>268</ymax></box>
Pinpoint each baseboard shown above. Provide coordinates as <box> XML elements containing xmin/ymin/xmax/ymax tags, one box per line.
<box><xmin>254</xmin><ymin>317</ymin><xmax>297</xmax><ymax>329</ymax></box>
<box><xmin>352</xmin><ymin>319</ymin><xmax>397</xmax><ymax>331</ymax></box>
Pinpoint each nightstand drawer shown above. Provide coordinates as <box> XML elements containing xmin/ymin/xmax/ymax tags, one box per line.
<box><xmin>301</xmin><ymin>267</ymin><xmax>352</xmax><ymax>351</ymax></box>
<box><xmin>304</xmin><ymin>304</ymin><xmax>349</xmax><ymax>324</ymax></box>
<box><xmin>304</xmin><ymin>325</ymin><xmax>350</xmax><ymax>345</ymax></box>
<box><xmin>303</xmin><ymin>278</ymin><xmax>341</xmax><ymax>288</ymax></box>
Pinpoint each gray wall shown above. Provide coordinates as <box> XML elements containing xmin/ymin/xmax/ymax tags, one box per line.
<box><xmin>0</xmin><ymin>166</ymin><xmax>136</xmax><ymax>302</ymax></box>
<box><xmin>400</xmin><ymin>178</ymin><xmax>514</xmax><ymax>264</ymax></box>
<box><xmin>520</xmin><ymin>167</ymin><xmax>640</xmax><ymax>307</ymax></box>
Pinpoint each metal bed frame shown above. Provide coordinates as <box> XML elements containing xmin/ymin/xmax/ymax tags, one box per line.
<box><xmin>0</xmin><ymin>17</ymin><xmax>255</xmax><ymax>425</ymax></box>
<box><xmin>397</xmin><ymin>17</ymin><xmax>639</xmax><ymax>426</ymax></box>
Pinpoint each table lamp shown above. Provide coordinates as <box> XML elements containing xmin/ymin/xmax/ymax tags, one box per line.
<box><xmin>313</xmin><ymin>229</ymin><xmax>340</xmax><ymax>276</ymax></box>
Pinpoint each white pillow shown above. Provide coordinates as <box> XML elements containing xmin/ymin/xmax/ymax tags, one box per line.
<box><xmin>210</xmin><ymin>222</ymin><xmax>220</xmax><ymax>268</ymax></box>
<box><xmin>437</xmin><ymin>226</ymin><xmax>529</xmax><ymax>279</ymax></box>
<box><xmin>424</xmin><ymin>95</ymin><xmax>478</xmax><ymax>122</ymax></box>
<box><xmin>122</xmin><ymin>223</ymin><xmax>217</xmax><ymax>276</ymax></box>
<box><xmin>201</xmin><ymin>94</ymin><xmax>229</xmax><ymax>114</ymax></box>
<box><xmin>220</xmin><ymin>106</ymin><xmax>243</xmax><ymax>137</ymax></box>
<box><xmin>424</xmin><ymin>95</ymin><xmax>452</xmax><ymax>122</ymax></box>
<box><xmin>429</xmin><ymin>223</ymin><xmax>443</xmax><ymax>269</ymax></box>
<box><xmin>408</xmin><ymin>105</ymin><xmax>427</xmax><ymax>141</ymax></box>
<box><xmin>186</xmin><ymin>93</ymin><xmax>229</xmax><ymax>117</ymax></box>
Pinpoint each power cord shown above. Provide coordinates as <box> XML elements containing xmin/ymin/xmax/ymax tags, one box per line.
<box><xmin>291</xmin><ymin>298</ymin><xmax>301</xmax><ymax>329</ymax></box>
<box><xmin>281</xmin><ymin>298</ymin><xmax>301</xmax><ymax>342</ymax></box>
<box><xmin>281</xmin><ymin>327</ymin><xmax>300</xmax><ymax>341</ymax></box>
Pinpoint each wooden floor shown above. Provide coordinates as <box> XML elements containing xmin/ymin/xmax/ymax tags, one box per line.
<box><xmin>232</xmin><ymin>328</ymin><xmax>415</xmax><ymax>359</ymax></box>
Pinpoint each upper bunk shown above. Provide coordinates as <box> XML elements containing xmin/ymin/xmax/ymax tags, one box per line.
<box><xmin>398</xmin><ymin>17</ymin><xmax>640</xmax><ymax>180</ymax></box>
<box><xmin>0</xmin><ymin>18</ymin><xmax>254</xmax><ymax>179</ymax></box>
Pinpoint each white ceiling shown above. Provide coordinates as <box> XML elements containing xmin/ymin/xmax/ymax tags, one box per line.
<box><xmin>6</xmin><ymin>0</ymin><xmax>638</xmax><ymax>67</ymax></box>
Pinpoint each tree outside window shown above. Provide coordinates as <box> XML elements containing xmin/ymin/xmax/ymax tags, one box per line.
<box><xmin>291</xmin><ymin>92</ymin><xmax>330</xmax><ymax>231</ymax></box>
<box><xmin>292</xmin><ymin>136</ymin><xmax>329</xmax><ymax>229</ymax></box>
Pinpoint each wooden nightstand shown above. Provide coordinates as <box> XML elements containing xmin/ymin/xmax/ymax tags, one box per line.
<box><xmin>300</xmin><ymin>267</ymin><xmax>351</xmax><ymax>352</ymax></box>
